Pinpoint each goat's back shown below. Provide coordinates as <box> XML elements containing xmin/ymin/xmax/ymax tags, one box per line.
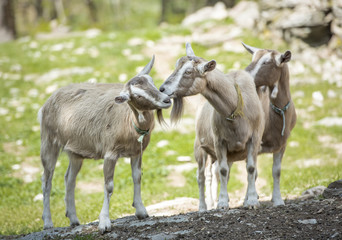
<box><xmin>40</xmin><ymin>83</ymin><xmax>151</xmax><ymax>159</ymax></box>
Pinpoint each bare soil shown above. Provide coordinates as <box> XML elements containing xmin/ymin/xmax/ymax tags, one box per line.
<box><xmin>6</xmin><ymin>197</ymin><xmax>341</xmax><ymax>240</ymax></box>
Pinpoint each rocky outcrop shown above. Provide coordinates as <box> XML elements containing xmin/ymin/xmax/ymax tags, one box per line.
<box><xmin>323</xmin><ymin>179</ymin><xmax>342</xmax><ymax>199</ymax></box>
<box><xmin>188</xmin><ymin>1</ymin><xmax>341</xmax><ymax>51</ymax></box>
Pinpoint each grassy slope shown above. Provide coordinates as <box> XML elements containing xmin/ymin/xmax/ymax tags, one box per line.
<box><xmin>0</xmin><ymin>23</ymin><xmax>341</xmax><ymax>235</ymax></box>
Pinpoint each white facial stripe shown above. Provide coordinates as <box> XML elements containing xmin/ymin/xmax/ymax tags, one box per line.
<box><xmin>250</xmin><ymin>52</ymin><xmax>272</xmax><ymax>78</ymax></box>
<box><xmin>131</xmin><ymin>85</ymin><xmax>164</xmax><ymax>107</ymax></box>
<box><xmin>168</xmin><ymin>60</ymin><xmax>194</xmax><ymax>93</ymax></box>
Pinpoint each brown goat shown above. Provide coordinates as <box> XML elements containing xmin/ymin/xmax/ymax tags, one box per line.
<box><xmin>39</xmin><ymin>56</ymin><xmax>171</xmax><ymax>233</ymax></box>
<box><xmin>205</xmin><ymin>44</ymin><xmax>297</xmax><ymax>208</ymax></box>
<box><xmin>243</xmin><ymin>42</ymin><xmax>297</xmax><ymax>206</ymax></box>
<box><xmin>160</xmin><ymin>43</ymin><xmax>264</xmax><ymax>211</ymax></box>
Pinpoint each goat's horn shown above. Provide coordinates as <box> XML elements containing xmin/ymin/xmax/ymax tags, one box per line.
<box><xmin>139</xmin><ymin>55</ymin><xmax>155</xmax><ymax>75</ymax></box>
<box><xmin>241</xmin><ymin>42</ymin><xmax>261</xmax><ymax>54</ymax></box>
<box><xmin>186</xmin><ymin>42</ymin><xmax>196</xmax><ymax>57</ymax></box>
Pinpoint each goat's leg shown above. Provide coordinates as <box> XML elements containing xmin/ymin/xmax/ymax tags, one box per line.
<box><xmin>243</xmin><ymin>138</ymin><xmax>260</xmax><ymax>208</ymax></box>
<box><xmin>64</xmin><ymin>152</ymin><xmax>83</xmax><ymax>227</ymax></box>
<box><xmin>196</xmin><ymin>149</ymin><xmax>207</xmax><ymax>211</ymax></box>
<box><xmin>204</xmin><ymin>154</ymin><xmax>212</xmax><ymax>210</ymax></box>
<box><xmin>41</xmin><ymin>140</ymin><xmax>60</xmax><ymax>229</ymax></box>
<box><xmin>211</xmin><ymin>160</ymin><xmax>220</xmax><ymax>208</ymax></box>
<box><xmin>98</xmin><ymin>155</ymin><xmax>117</xmax><ymax>234</ymax></box>
<box><xmin>215</xmin><ymin>142</ymin><xmax>230</xmax><ymax>210</ymax></box>
<box><xmin>272</xmin><ymin>146</ymin><xmax>285</xmax><ymax>206</ymax></box>
<box><xmin>130</xmin><ymin>155</ymin><xmax>149</xmax><ymax>219</ymax></box>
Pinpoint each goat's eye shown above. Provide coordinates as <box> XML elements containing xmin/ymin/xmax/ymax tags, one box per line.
<box><xmin>185</xmin><ymin>69</ymin><xmax>192</xmax><ymax>75</ymax></box>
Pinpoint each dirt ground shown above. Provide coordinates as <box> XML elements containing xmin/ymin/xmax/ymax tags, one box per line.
<box><xmin>7</xmin><ymin>197</ymin><xmax>341</xmax><ymax>240</ymax></box>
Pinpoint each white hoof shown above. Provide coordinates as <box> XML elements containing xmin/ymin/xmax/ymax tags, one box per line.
<box><xmin>272</xmin><ymin>198</ymin><xmax>285</xmax><ymax>206</ymax></box>
<box><xmin>217</xmin><ymin>201</ymin><xmax>229</xmax><ymax>210</ymax></box>
<box><xmin>98</xmin><ymin>217</ymin><xmax>111</xmax><ymax>234</ymax></box>
<box><xmin>135</xmin><ymin>208</ymin><xmax>149</xmax><ymax>220</ymax></box>
<box><xmin>243</xmin><ymin>198</ymin><xmax>260</xmax><ymax>209</ymax></box>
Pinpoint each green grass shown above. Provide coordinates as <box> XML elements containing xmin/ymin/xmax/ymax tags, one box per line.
<box><xmin>1</xmin><ymin>19</ymin><xmax>342</xmax><ymax>236</ymax></box>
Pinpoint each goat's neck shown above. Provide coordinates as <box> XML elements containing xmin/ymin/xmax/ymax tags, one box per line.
<box><xmin>271</xmin><ymin>65</ymin><xmax>291</xmax><ymax>108</ymax></box>
<box><xmin>129</xmin><ymin>105</ymin><xmax>154</xmax><ymax>131</ymax></box>
<box><xmin>202</xmin><ymin>70</ymin><xmax>239</xmax><ymax>117</ymax></box>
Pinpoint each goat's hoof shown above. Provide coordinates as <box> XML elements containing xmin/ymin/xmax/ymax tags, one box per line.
<box><xmin>243</xmin><ymin>199</ymin><xmax>260</xmax><ymax>209</ymax></box>
<box><xmin>136</xmin><ymin>210</ymin><xmax>149</xmax><ymax>220</ymax></box>
<box><xmin>98</xmin><ymin>218</ymin><xmax>111</xmax><ymax>234</ymax></box>
<box><xmin>272</xmin><ymin>199</ymin><xmax>285</xmax><ymax>207</ymax></box>
<box><xmin>217</xmin><ymin>202</ymin><xmax>229</xmax><ymax>210</ymax></box>
<box><xmin>70</xmin><ymin>221</ymin><xmax>80</xmax><ymax>228</ymax></box>
<box><xmin>199</xmin><ymin>207</ymin><xmax>207</xmax><ymax>212</ymax></box>
<box><xmin>43</xmin><ymin>224</ymin><xmax>54</xmax><ymax>230</ymax></box>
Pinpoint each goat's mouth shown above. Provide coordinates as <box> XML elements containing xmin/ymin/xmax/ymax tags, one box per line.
<box><xmin>159</xmin><ymin>98</ymin><xmax>172</xmax><ymax>109</ymax></box>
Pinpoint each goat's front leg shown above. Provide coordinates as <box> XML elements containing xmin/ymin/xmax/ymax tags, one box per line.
<box><xmin>98</xmin><ymin>155</ymin><xmax>117</xmax><ymax>234</ymax></box>
<box><xmin>196</xmin><ymin>149</ymin><xmax>207</xmax><ymax>212</ymax></box>
<box><xmin>272</xmin><ymin>146</ymin><xmax>285</xmax><ymax>206</ymax></box>
<box><xmin>243</xmin><ymin>138</ymin><xmax>260</xmax><ymax>208</ymax></box>
<box><xmin>65</xmin><ymin>152</ymin><xmax>83</xmax><ymax>227</ymax></box>
<box><xmin>131</xmin><ymin>155</ymin><xmax>148</xmax><ymax>219</ymax></box>
<box><xmin>215</xmin><ymin>141</ymin><xmax>231</xmax><ymax>210</ymax></box>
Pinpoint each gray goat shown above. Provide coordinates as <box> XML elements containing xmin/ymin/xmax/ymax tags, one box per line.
<box><xmin>159</xmin><ymin>43</ymin><xmax>264</xmax><ymax>211</ymax></box>
<box><xmin>39</xmin><ymin>56</ymin><xmax>171</xmax><ymax>233</ymax></box>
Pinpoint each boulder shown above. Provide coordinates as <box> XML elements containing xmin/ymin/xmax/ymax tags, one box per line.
<box><xmin>323</xmin><ymin>179</ymin><xmax>342</xmax><ymax>199</ymax></box>
<box><xmin>228</xmin><ymin>1</ymin><xmax>260</xmax><ymax>29</ymax></box>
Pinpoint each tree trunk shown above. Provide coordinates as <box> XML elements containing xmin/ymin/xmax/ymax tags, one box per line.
<box><xmin>85</xmin><ymin>0</ymin><xmax>98</xmax><ymax>22</ymax></box>
<box><xmin>0</xmin><ymin>0</ymin><xmax>16</xmax><ymax>42</ymax></box>
<box><xmin>35</xmin><ymin>0</ymin><xmax>43</xmax><ymax>19</ymax></box>
<box><xmin>206</xmin><ymin>0</ymin><xmax>235</xmax><ymax>8</ymax></box>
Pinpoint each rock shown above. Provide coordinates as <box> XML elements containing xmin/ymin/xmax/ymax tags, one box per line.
<box><xmin>182</xmin><ymin>2</ymin><xmax>229</xmax><ymax>26</ymax></box>
<box><xmin>298</xmin><ymin>219</ymin><xmax>317</xmax><ymax>224</ymax></box>
<box><xmin>316</xmin><ymin>117</ymin><xmax>342</xmax><ymax>127</ymax></box>
<box><xmin>323</xmin><ymin>180</ymin><xmax>342</xmax><ymax>199</ymax></box>
<box><xmin>228</xmin><ymin>1</ymin><xmax>260</xmax><ymax>29</ymax></box>
<box><xmin>301</xmin><ymin>186</ymin><xmax>326</xmax><ymax>198</ymax></box>
<box><xmin>327</xmin><ymin>180</ymin><xmax>342</xmax><ymax>189</ymax></box>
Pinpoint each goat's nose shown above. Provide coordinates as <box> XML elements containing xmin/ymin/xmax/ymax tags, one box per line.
<box><xmin>163</xmin><ymin>97</ymin><xmax>171</xmax><ymax>104</ymax></box>
<box><xmin>160</xmin><ymin>86</ymin><xmax>165</xmax><ymax>92</ymax></box>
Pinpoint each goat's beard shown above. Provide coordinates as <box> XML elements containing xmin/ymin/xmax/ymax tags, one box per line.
<box><xmin>156</xmin><ymin>109</ymin><xmax>167</xmax><ymax>126</ymax></box>
<box><xmin>170</xmin><ymin>97</ymin><xmax>184</xmax><ymax>124</ymax></box>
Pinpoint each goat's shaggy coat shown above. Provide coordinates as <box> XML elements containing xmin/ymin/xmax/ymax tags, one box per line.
<box><xmin>160</xmin><ymin>43</ymin><xmax>265</xmax><ymax>211</ymax></box>
<box><xmin>39</xmin><ymin>56</ymin><xmax>171</xmax><ymax>233</ymax></box>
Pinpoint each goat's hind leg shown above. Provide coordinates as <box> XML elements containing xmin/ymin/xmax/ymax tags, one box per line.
<box><xmin>272</xmin><ymin>146</ymin><xmax>285</xmax><ymax>206</ymax></box>
<box><xmin>65</xmin><ymin>152</ymin><xmax>83</xmax><ymax>227</ymax></box>
<box><xmin>41</xmin><ymin>140</ymin><xmax>60</xmax><ymax>229</ymax></box>
<box><xmin>243</xmin><ymin>137</ymin><xmax>260</xmax><ymax>209</ymax></box>
<box><xmin>130</xmin><ymin>155</ymin><xmax>149</xmax><ymax>219</ymax></box>
<box><xmin>215</xmin><ymin>141</ymin><xmax>232</xmax><ymax>210</ymax></box>
<box><xmin>98</xmin><ymin>154</ymin><xmax>118</xmax><ymax>234</ymax></box>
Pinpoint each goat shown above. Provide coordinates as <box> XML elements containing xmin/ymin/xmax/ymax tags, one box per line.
<box><xmin>159</xmin><ymin>43</ymin><xmax>265</xmax><ymax>211</ymax></box>
<box><xmin>242</xmin><ymin>42</ymin><xmax>297</xmax><ymax>206</ymax></box>
<box><xmin>204</xmin><ymin>43</ymin><xmax>297</xmax><ymax>208</ymax></box>
<box><xmin>39</xmin><ymin>56</ymin><xmax>171</xmax><ymax>233</ymax></box>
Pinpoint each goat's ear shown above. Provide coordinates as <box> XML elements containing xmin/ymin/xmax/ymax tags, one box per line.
<box><xmin>204</xmin><ymin>60</ymin><xmax>216</xmax><ymax>72</ymax></box>
<box><xmin>281</xmin><ymin>51</ymin><xmax>291</xmax><ymax>63</ymax></box>
<box><xmin>115</xmin><ymin>92</ymin><xmax>130</xmax><ymax>104</ymax></box>
<box><xmin>198</xmin><ymin>60</ymin><xmax>216</xmax><ymax>75</ymax></box>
